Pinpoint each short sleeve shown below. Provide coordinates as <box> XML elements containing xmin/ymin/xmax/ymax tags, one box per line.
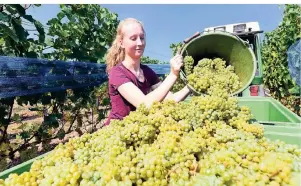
<box><xmin>109</xmin><ymin>66</ymin><xmax>131</xmax><ymax>90</ymax></box>
<box><xmin>143</xmin><ymin>65</ymin><xmax>161</xmax><ymax>86</ymax></box>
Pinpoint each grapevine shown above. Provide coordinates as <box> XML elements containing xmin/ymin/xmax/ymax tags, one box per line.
<box><xmin>261</xmin><ymin>4</ymin><xmax>301</xmax><ymax>116</ymax></box>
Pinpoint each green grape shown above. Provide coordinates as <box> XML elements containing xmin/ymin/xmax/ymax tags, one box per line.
<box><xmin>184</xmin><ymin>56</ymin><xmax>194</xmax><ymax>75</ymax></box>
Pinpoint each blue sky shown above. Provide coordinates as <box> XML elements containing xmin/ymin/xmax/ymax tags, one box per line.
<box><xmin>26</xmin><ymin>4</ymin><xmax>284</xmax><ymax>62</ymax></box>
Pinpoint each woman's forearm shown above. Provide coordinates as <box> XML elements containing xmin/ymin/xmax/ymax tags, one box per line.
<box><xmin>165</xmin><ymin>85</ymin><xmax>190</xmax><ymax>102</ymax></box>
<box><xmin>117</xmin><ymin>73</ymin><xmax>179</xmax><ymax>108</ymax></box>
<box><xmin>144</xmin><ymin>73</ymin><xmax>178</xmax><ymax>106</ymax></box>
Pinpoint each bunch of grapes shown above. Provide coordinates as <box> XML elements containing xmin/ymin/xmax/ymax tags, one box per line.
<box><xmin>164</xmin><ymin>55</ymin><xmax>195</xmax><ymax>93</ymax></box>
<box><xmin>183</xmin><ymin>56</ymin><xmax>194</xmax><ymax>76</ymax></box>
<box><xmin>185</xmin><ymin>57</ymin><xmax>242</xmax><ymax>96</ymax></box>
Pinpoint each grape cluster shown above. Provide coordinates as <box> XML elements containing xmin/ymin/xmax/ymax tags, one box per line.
<box><xmin>183</xmin><ymin>56</ymin><xmax>194</xmax><ymax>76</ymax></box>
<box><xmin>185</xmin><ymin>57</ymin><xmax>242</xmax><ymax>96</ymax></box>
<box><xmin>1</xmin><ymin>58</ymin><xmax>300</xmax><ymax>186</ymax></box>
<box><xmin>164</xmin><ymin>55</ymin><xmax>194</xmax><ymax>93</ymax></box>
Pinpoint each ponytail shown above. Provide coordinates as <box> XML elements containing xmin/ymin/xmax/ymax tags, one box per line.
<box><xmin>106</xmin><ymin>38</ymin><xmax>125</xmax><ymax>73</ymax></box>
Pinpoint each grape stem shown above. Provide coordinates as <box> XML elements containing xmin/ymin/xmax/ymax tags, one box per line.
<box><xmin>270</xmin><ymin>169</ymin><xmax>281</xmax><ymax>177</ymax></box>
<box><xmin>189</xmin><ymin>159</ymin><xmax>198</xmax><ymax>176</ymax></box>
<box><xmin>166</xmin><ymin>165</ymin><xmax>180</xmax><ymax>180</ymax></box>
<box><xmin>67</xmin><ymin>109</ymin><xmax>80</xmax><ymax>133</ymax></box>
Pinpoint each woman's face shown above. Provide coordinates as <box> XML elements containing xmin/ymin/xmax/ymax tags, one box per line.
<box><xmin>120</xmin><ymin>22</ymin><xmax>145</xmax><ymax>60</ymax></box>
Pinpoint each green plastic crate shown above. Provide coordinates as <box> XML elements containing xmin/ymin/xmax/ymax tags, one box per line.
<box><xmin>0</xmin><ymin>152</ymin><xmax>49</xmax><ymax>180</ymax></box>
<box><xmin>264</xmin><ymin>125</ymin><xmax>301</xmax><ymax>134</ymax></box>
<box><xmin>237</xmin><ymin>97</ymin><xmax>301</xmax><ymax>146</ymax></box>
<box><xmin>237</xmin><ymin>97</ymin><xmax>301</xmax><ymax>124</ymax></box>
<box><xmin>264</xmin><ymin>132</ymin><xmax>301</xmax><ymax>147</ymax></box>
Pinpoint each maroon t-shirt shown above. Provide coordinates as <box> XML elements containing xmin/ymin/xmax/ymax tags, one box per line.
<box><xmin>104</xmin><ymin>62</ymin><xmax>161</xmax><ymax>126</ymax></box>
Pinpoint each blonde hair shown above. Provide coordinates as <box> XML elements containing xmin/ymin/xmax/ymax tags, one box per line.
<box><xmin>105</xmin><ymin>18</ymin><xmax>145</xmax><ymax>73</ymax></box>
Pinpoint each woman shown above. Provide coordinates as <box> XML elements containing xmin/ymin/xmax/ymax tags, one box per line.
<box><xmin>104</xmin><ymin>18</ymin><xmax>191</xmax><ymax>126</ymax></box>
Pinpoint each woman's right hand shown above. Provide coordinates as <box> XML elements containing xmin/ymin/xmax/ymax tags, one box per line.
<box><xmin>170</xmin><ymin>54</ymin><xmax>183</xmax><ymax>77</ymax></box>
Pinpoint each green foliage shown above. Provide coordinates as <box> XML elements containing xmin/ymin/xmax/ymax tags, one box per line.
<box><xmin>170</xmin><ymin>42</ymin><xmax>184</xmax><ymax>56</ymax></box>
<box><xmin>45</xmin><ymin>4</ymin><xmax>119</xmax><ymax>62</ymax></box>
<box><xmin>0</xmin><ymin>4</ymin><xmax>45</xmax><ymax>58</ymax></box>
<box><xmin>141</xmin><ymin>56</ymin><xmax>167</xmax><ymax>64</ymax></box>
<box><xmin>261</xmin><ymin>4</ymin><xmax>301</xmax><ymax>115</ymax></box>
<box><xmin>0</xmin><ymin>158</ymin><xmax>8</xmax><ymax>172</ymax></box>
